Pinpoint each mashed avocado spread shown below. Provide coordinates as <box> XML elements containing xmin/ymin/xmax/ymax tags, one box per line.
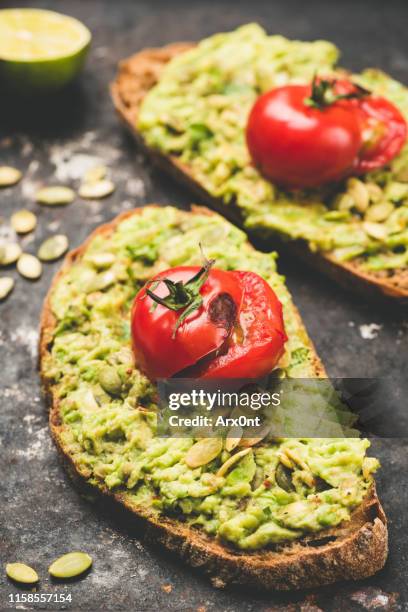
<box><xmin>43</xmin><ymin>207</ymin><xmax>378</xmax><ymax>550</ymax></box>
<box><xmin>138</xmin><ymin>24</ymin><xmax>408</xmax><ymax>274</ymax></box>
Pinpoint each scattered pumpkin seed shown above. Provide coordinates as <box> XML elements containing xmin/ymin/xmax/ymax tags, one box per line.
<box><xmin>81</xmin><ymin>389</ymin><xmax>99</xmax><ymax>411</ymax></box>
<box><xmin>87</xmin><ymin>270</ymin><xmax>116</xmax><ymax>292</ymax></box>
<box><xmin>385</xmin><ymin>181</ymin><xmax>408</xmax><ymax>202</ymax></box>
<box><xmin>239</xmin><ymin>425</ymin><xmax>271</xmax><ymax>448</ymax></box>
<box><xmin>0</xmin><ymin>243</ymin><xmax>22</xmax><ymax>266</ymax></box>
<box><xmin>79</xmin><ymin>179</ymin><xmax>115</xmax><ymax>200</ymax></box>
<box><xmin>285</xmin><ymin>448</ymin><xmax>308</xmax><ymax>470</ymax></box>
<box><xmin>395</xmin><ymin>166</ymin><xmax>408</xmax><ymax>182</ymax></box>
<box><xmin>36</xmin><ymin>186</ymin><xmax>75</xmax><ymax>206</ymax></box>
<box><xmin>347</xmin><ymin>178</ymin><xmax>369</xmax><ymax>212</ymax></box>
<box><xmin>225</xmin><ymin>425</ymin><xmax>243</xmax><ymax>452</ymax></box>
<box><xmin>98</xmin><ymin>365</ymin><xmax>122</xmax><ymax>396</ymax></box>
<box><xmin>335</xmin><ymin>193</ymin><xmax>354</xmax><ymax>211</ymax></box>
<box><xmin>185</xmin><ymin>438</ymin><xmax>223</xmax><ymax>468</ymax></box>
<box><xmin>87</xmin><ymin>252</ymin><xmax>115</xmax><ymax>269</ymax></box>
<box><xmin>278</xmin><ymin>451</ymin><xmax>294</xmax><ymax>469</ymax></box>
<box><xmin>365</xmin><ymin>201</ymin><xmax>394</xmax><ymax>223</ymax></box>
<box><xmin>83</xmin><ymin>165</ymin><xmax>107</xmax><ymax>184</ymax></box>
<box><xmin>17</xmin><ymin>254</ymin><xmax>42</xmax><ymax>280</ymax></box>
<box><xmin>48</xmin><ymin>552</ymin><xmax>92</xmax><ymax>579</ymax></box>
<box><xmin>6</xmin><ymin>562</ymin><xmax>38</xmax><ymax>584</ymax></box>
<box><xmin>11</xmin><ymin>210</ymin><xmax>37</xmax><ymax>234</ymax></box>
<box><xmin>366</xmin><ymin>182</ymin><xmax>383</xmax><ymax>203</ymax></box>
<box><xmin>275</xmin><ymin>463</ymin><xmax>295</xmax><ymax>492</ymax></box>
<box><xmin>363</xmin><ymin>221</ymin><xmax>388</xmax><ymax>241</ymax></box>
<box><xmin>324</xmin><ymin>210</ymin><xmax>350</xmax><ymax>221</ymax></box>
<box><xmin>38</xmin><ymin>235</ymin><xmax>69</xmax><ymax>262</ymax></box>
<box><xmin>216</xmin><ymin>448</ymin><xmax>252</xmax><ymax>477</ymax></box>
<box><xmin>0</xmin><ymin>166</ymin><xmax>22</xmax><ymax>187</ymax></box>
<box><xmin>0</xmin><ymin>277</ymin><xmax>14</xmax><ymax>300</ymax></box>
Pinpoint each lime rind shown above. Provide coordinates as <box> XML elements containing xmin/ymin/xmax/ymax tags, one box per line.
<box><xmin>0</xmin><ymin>8</ymin><xmax>91</xmax><ymax>93</ymax></box>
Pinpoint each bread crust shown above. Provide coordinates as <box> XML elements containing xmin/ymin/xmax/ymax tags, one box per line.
<box><xmin>110</xmin><ymin>44</ymin><xmax>408</xmax><ymax>303</ymax></box>
<box><xmin>39</xmin><ymin>205</ymin><xmax>388</xmax><ymax>591</ymax></box>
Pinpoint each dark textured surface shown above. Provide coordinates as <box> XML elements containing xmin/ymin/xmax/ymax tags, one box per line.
<box><xmin>0</xmin><ymin>0</ymin><xmax>407</xmax><ymax>610</ymax></box>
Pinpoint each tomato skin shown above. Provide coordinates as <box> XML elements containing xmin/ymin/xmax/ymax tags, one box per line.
<box><xmin>246</xmin><ymin>84</ymin><xmax>362</xmax><ymax>188</ymax></box>
<box><xmin>131</xmin><ymin>266</ymin><xmax>243</xmax><ymax>379</ymax></box>
<box><xmin>131</xmin><ymin>267</ymin><xmax>287</xmax><ymax>380</ymax></box>
<box><xmin>353</xmin><ymin>95</ymin><xmax>407</xmax><ymax>173</ymax></box>
<box><xmin>185</xmin><ymin>271</ymin><xmax>287</xmax><ymax>379</ymax></box>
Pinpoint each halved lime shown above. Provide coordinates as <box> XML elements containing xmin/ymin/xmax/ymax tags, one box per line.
<box><xmin>0</xmin><ymin>8</ymin><xmax>91</xmax><ymax>93</ymax></box>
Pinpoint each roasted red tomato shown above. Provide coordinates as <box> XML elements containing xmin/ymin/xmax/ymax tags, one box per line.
<box><xmin>246</xmin><ymin>77</ymin><xmax>406</xmax><ymax>189</ymax></box>
<box><xmin>354</xmin><ymin>95</ymin><xmax>407</xmax><ymax>174</ymax></box>
<box><xmin>330</xmin><ymin>79</ymin><xmax>407</xmax><ymax>174</ymax></box>
<box><xmin>185</xmin><ymin>271</ymin><xmax>287</xmax><ymax>379</ymax></box>
<box><xmin>131</xmin><ymin>261</ymin><xmax>287</xmax><ymax>379</ymax></box>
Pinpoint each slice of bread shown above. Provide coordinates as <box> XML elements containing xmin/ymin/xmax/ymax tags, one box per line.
<box><xmin>40</xmin><ymin>206</ymin><xmax>387</xmax><ymax>591</ymax></box>
<box><xmin>111</xmin><ymin>44</ymin><xmax>408</xmax><ymax>303</ymax></box>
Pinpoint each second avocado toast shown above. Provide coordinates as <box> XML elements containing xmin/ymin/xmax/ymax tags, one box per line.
<box><xmin>40</xmin><ymin>206</ymin><xmax>387</xmax><ymax>591</ymax></box>
<box><xmin>112</xmin><ymin>24</ymin><xmax>408</xmax><ymax>300</ymax></box>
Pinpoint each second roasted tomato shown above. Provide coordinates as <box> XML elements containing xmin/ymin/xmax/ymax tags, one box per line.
<box><xmin>246</xmin><ymin>77</ymin><xmax>407</xmax><ymax>189</ymax></box>
<box><xmin>246</xmin><ymin>80</ymin><xmax>363</xmax><ymax>188</ymax></box>
<box><xmin>131</xmin><ymin>261</ymin><xmax>287</xmax><ymax>380</ymax></box>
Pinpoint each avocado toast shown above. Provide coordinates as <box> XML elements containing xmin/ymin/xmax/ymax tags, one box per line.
<box><xmin>40</xmin><ymin>205</ymin><xmax>387</xmax><ymax>590</ymax></box>
<box><xmin>111</xmin><ymin>24</ymin><xmax>408</xmax><ymax>301</ymax></box>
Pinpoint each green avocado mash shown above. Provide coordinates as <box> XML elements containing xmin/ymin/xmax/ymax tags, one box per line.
<box><xmin>43</xmin><ymin>206</ymin><xmax>378</xmax><ymax>550</ymax></box>
<box><xmin>138</xmin><ymin>24</ymin><xmax>408</xmax><ymax>274</ymax></box>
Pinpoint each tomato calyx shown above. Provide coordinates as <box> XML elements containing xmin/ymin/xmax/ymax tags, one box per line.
<box><xmin>304</xmin><ymin>75</ymin><xmax>370</xmax><ymax>110</ymax></box>
<box><xmin>146</xmin><ymin>257</ymin><xmax>216</xmax><ymax>338</ymax></box>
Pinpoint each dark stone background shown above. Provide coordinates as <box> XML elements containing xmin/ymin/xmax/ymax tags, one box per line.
<box><xmin>0</xmin><ymin>0</ymin><xmax>407</xmax><ymax>610</ymax></box>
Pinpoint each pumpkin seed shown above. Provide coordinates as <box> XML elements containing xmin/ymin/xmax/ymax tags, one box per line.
<box><xmin>0</xmin><ymin>277</ymin><xmax>14</xmax><ymax>300</ymax></box>
<box><xmin>347</xmin><ymin>178</ymin><xmax>369</xmax><ymax>212</ymax></box>
<box><xmin>395</xmin><ymin>166</ymin><xmax>408</xmax><ymax>182</ymax></box>
<box><xmin>36</xmin><ymin>186</ymin><xmax>75</xmax><ymax>206</ymax></box>
<box><xmin>17</xmin><ymin>254</ymin><xmax>42</xmax><ymax>279</ymax></box>
<box><xmin>216</xmin><ymin>448</ymin><xmax>252</xmax><ymax>477</ymax></box>
<box><xmin>239</xmin><ymin>425</ymin><xmax>270</xmax><ymax>448</ymax></box>
<box><xmin>38</xmin><ymin>235</ymin><xmax>69</xmax><ymax>262</ymax></box>
<box><xmin>225</xmin><ymin>425</ymin><xmax>243</xmax><ymax>452</ymax></box>
<box><xmin>278</xmin><ymin>451</ymin><xmax>294</xmax><ymax>469</ymax></box>
<box><xmin>11</xmin><ymin>210</ymin><xmax>37</xmax><ymax>234</ymax></box>
<box><xmin>285</xmin><ymin>448</ymin><xmax>308</xmax><ymax>470</ymax></box>
<box><xmin>365</xmin><ymin>201</ymin><xmax>394</xmax><ymax>223</ymax></box>
<box><xmin>0</xmin><ymin>166</ymin><xmax>22</xmax><ymax>187</ymax></box>
<box><xmin>87</xmin><ymin>252</ymin><xmax>115</xmax><ymax>269</ymax></box>
<box><xmin>99</xmin><ymin>365</ymin><xmax>122</xmax><ymax>396</ymax></box>
<box><xmin>366</xmin><ymin>182</ymin><xmax>383</xmax><ymax>203</ymax></box>
<box><xmin>185</xmin><ymin>438</ymin><xmax>223</xmax><ymax>468</ymax></box>
<box><xmin>275</xmin><ymin>463</ymin><xmax>295</xmax><ymax>492</ymax></box>
<box><xmin>87</xmin><ymin>270</ymin><xmax>116</xmax><ymax>292</ymax></box>
<box><xmin>324</xmin><ymin>210</ymin><xmax>350</xmax><ymax>221</ymax></box>
<box><xmin>385</xmin><ymin>181</ymin><xmax>408</xmax><ymax>202</ymax></box>
<box><xmin>79</xmin><ymin>179</ymin><xmax>115</xmax><ymax>200</ymax></box>
<box><xmin>0</xmin><ymin>243</ymin><xmax>22</xmax><ymax>266</ymax></box>
<box><xmin>48</xmin><ymin>552</ymin><xmax>92</xmax><ymax>579</ymax></box>
<box><xmin>335</xmin><ymin>193</ymin><xmax>354</xmax><ymax>211</ymax></box>
<box><xmin>6</xmin><ymin>562</ymin><xmax>38</xmax><ymax>584</ymax></box>
<box><xmin>363</xmin><ymin>221</ymin><xmax>388</xmax><ymax>241</ymax></box>
<box><xmin>83</xmin><ymin>165</ymin><xmax>107</xmax><ymax>184</ymax></box>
